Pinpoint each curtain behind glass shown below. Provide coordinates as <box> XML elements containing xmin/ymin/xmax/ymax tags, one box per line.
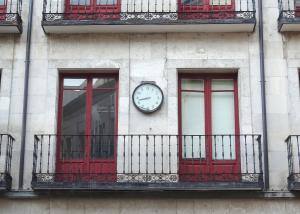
<box><xmin>181</xmin><ymin>79</ymin><xmax>205</xmax><ymax>159</ymax></box>
<box><xmin>211</xmin><ymin>80</ymin><xmax>235</xmax><ymax>160</ymax></box>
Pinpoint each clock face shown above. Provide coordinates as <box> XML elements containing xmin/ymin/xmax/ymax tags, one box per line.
<box><xmin>133</xmin><ymin>83</ymin><xmax>164</xmax><ymax>113</ymax></box>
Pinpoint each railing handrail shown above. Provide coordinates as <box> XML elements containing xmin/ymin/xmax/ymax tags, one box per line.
<box><xmin>0</xmin><ymin>134</ymin><xmax>15</xmax><ymax>141</ymax></box>
<box><xmin>0</xmin><ymin>133</ymin><xmax>14</xmax><ymax>175</ymax></box>
<box><xmin>32</xmin><ymin>134</ymin><xmax>263</xmax><ymax>170</ymax></box>
<box><xmin>0</xmin><ymin>0</ymin><xmax>22</xmax><ymax>15</ymax></box>
<box><xmin>285</xmin><ymin>135</ymin><xmax>300</xmax><ymax>180</ymax></box>
<box><xmin>34</xmin><ymin>134</ymin><xmax>261</xmax><ymax>137</ymax></box>
<box><xmin>278</xmin><ymin>0</ymin><xmax>299</xmax><ymax>12</ymax></box>
<box><xmin>42</xmin><ymin>0</ymin><xmax>256</xmax><ymax>14</ymax></box>
<box><xmin>285</xmin><ymin>135</ymin><xmax>300</xmax><ymax>142</ymax></box>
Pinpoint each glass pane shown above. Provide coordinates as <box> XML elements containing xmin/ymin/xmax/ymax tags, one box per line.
<box><xmin>212</xmin><ymin>91</ymin><xmax>235</xmax><ymax>160</ymax></box>
<box><xmin>181</xmin><ymin>79</ymin><xmax>204</xmax><ymax>91</ymax></box>
<box><xmin>61</xmin><ymin>136</ymin><xmax>85</xmax><ymax>159</ymax></box>
<box><xmin>181</xmin><ymin>91</ymin><xmax>205</xmax><ymax>159</ymax></box>
<box><xmin>63</xmin><ymin>78</ymin><xmax>87</xmax><ymax>89</ymax></box>
<box><xmin>210</xmin><ymin>0</ymin><xmax>232</xmax><ymax>5</ymax></box>
<box><xmin>93</xmin><ymin>78</ymin><xmax>116</xmax><ymax>89</ymax></box>
<box><xmin>212</xmin><ymin>79</ymin><xmax>234</xmax><ymax>90</ymax></box>
<box><xmin>61</xmin><ymin>89</ymin><xmax>86</xmax><ymax>159</ymax></box>
<box><xmin>91</xmin><ymin>90</ymin><xmax>116</xmax><ymax>159</ymax></box>
<box><xmin>0</xmin><ymin>0</ymin><xmax>4</xmax><ymax>5</ymax></box>
<box><xmin>182</xmin><ymin>0</ymin><xmax>204</xmax><ymax>5</ymax></box>
<box><xmin>70</xmin><ymin>0</ymin><xmax>91</xmax><ymax>5</ymax></box>
<box><xmin>97</xmin><ymin>0</ymin><xmax>117</xmax><ymax>5</ymax></box>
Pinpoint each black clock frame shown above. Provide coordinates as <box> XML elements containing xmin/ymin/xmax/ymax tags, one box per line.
<box><xmin>132</xmin><ymin>82</ymin><xmax>164</xmax><ymax>114</ymax></box>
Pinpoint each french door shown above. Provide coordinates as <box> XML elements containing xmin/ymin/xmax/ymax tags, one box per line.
<box><xmin>178</xmin><ymin>74</ymin><xmax>240</xmax><ymax>182</ymax></box>
<box><xmin>56</xmin><ymin>74</ymin><xmax>118</xmax><ymax>182</ymax></box>
<box><xmin>178</xmin><ymin>0</ymin><xmax>235</xmax><ymax>19</ymax></box>
<box><xmin>65</xmin><ymin>0</ymin><xmax>121</xmax><ymax>19</ymax></box>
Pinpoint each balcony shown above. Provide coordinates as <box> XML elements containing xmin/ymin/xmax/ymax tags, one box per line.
<box><xmin>278</xmin><ymin>0</ymin><xmax>300</xmax><ymax>31</ymax></box>
<box><xmin>0</xmin><ymin>134</ymin><xmax>14</xmax><ymax>191</ymax></box>
<box><xmin>286</xmin><ymin>135</ymin><xmax>300</xmax><ymax>190</ymax></box>
<box><xmin>32</xmin><ymin>134</ymin><xmax>264</xmax><ymax>191</ymax></box>
<box><xmin>0</xmin><ymin>0</ymin><xmax>22</xmax><ymax>33</ymax></box>
<box><xmin>42</xmin><ymin>0</ymin><xmax>256</xmax><ymax>34</ymax></box>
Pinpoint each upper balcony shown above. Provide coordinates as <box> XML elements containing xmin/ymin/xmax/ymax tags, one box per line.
<box><xmin>42</xmin><ymin>0</ymin><xmax>256</xmax><ymax>34</ymax></box>
<box><xmin>0</xmin><ymin>0</ymin><xmax>22</xmax><ymax>33</ymax></box>
<box><xmin>0</xmin><ymin>134</ymin><xmax>14</xmax><ymax>191</ymax></box>
<box><xmin>278</xmin><ymin>0</ymin><xmax>300</xmax><ymax>31</ymax></box>
<box><xmin>32</xmin><ymin>134</ymin><xmax>264</xmax><ymax>192</ymax></box>
<box><xmin>286</xmin><ymin>135</ymin><xmax>300</xmax><ymax>190</ymax></box>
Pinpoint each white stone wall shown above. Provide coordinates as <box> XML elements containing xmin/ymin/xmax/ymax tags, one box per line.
<box><xmin>0</xmin><ymin>0</ymin><xmax>298</xmax><ymax>204</ymax></box>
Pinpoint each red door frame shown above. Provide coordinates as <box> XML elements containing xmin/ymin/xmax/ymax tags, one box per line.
<box><xmin>178</xmin><ymin>0</ymin><xmax>235</xmax><ymax>19</ymax></box>
<box><xmin>178</xmin><ymin>73</ymin><xmax>240</xmax><ymax>182</ymax></box>
<box><xmin>56</xmin><ymin>73</ymin><xmax>119</xmax><ymax>182</ymax></box>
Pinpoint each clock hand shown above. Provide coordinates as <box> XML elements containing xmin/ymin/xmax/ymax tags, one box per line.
<box><xmin>139</xmin><ymin>97</ymin><xmax>151</xmax><ymax>101</ymax></box>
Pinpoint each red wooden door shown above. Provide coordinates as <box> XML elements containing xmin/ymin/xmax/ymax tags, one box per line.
<box><xmin>65</xmin><ymin>0</ymin><xmax>121</xmax><ymax>20</ymax></box>
<box><xmin>178</xmin><ymin>0</ymin><xmax>235</xmax><ymax>19</ymax></box>
<box><xmin>0</xmin><ymin>0</ymin><xmax>7</xmax><ymax>21</ymax></box>
<box><xmin>56</xmin><ymin>74</ymin><xmax>118</xmax><ymax>182</ymax></box>
<box><xmin>178</xmin><ymin>74</ymin><xmax>241</xmax><ymax>182</ymax></box>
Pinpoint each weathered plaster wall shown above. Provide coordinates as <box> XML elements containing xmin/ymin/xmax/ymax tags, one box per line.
<box><xmin>19</xmin><ymin>30</ymin><xmax>264</xmax><ymax>190</ymax></box>
<box><xmin>1</xmin><ymin>198</ymin><xmax>300</xmax><ymax>213</ymax></box>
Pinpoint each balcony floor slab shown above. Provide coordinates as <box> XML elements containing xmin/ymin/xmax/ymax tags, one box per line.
<box><xmin>42</xmin><ymin>16</ymin><xmax>256</xmax><ymax>33</ymax></box>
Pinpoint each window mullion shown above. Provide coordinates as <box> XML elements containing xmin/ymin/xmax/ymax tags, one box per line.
<box><xmin>85</xmin><ymin>78</ymin><xmax>93</xmax><ymax>163</ymax></box>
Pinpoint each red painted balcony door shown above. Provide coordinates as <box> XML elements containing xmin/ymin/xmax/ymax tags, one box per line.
<box><xmin>178</xmin><ymin>0</ymin><xmax>235</xmax><ymax>19</ymax></box>
<box><xmin>56</xmin><ymin>74</ymin><xmax>118</xmax><ymax>182</ymax></box>
<box><xmin>178</xmin><ymin>74</ymin><xmax>240</xmax><ymax>182</ymax></box>
<box><xmin>0</xmin><ymin>0</ymin><xmax>7</xmax><ymax>20</ymax></box>
<box><xmin>65</xmin><ymin>0</ymin><xmax>121</xmax><ymax>19</ymax></box>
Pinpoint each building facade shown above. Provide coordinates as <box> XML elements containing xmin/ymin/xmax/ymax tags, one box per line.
<box><xmin>1</xmin><ymin>0</ymin><xmax>300</xmax><ymax>212</ymax></box>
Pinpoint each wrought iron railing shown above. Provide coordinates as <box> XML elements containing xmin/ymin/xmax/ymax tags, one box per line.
<box><xmin>0</xmin><ymin>0</ymin><xmax>22</xmax><ymax>23</ymax></box>
<box><xmin>278</xmin><ymin>0</ymin><xmax>300</xmax><ymax>20</ymax></box>
<box><xmin>42</xmin><ymin>0</ymin><xmax>255</xmax><ymax>23</ymax></box>
<box><xmin>32</xmin><ymin>134</ymin><xmax>263</xmax><ymax>190</ymax></box>
<box><xmin>285</xmin><ymin>135</ymin><xmax>300</xmax><ymax>189</ymax></box>
<box><xmin>0</xmin><ymin>134</ymin><xmax>14</xmax><ymax>190</ymax></box>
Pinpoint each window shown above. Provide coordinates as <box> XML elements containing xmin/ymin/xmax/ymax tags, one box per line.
<box><xmin>56</xmin><ymin>74</ymin><xmax>118</xmax><ymax>181</ymax></box>
<box><xmin>178</xmin><ymin>73</ymin><xmax>240</xmax><ymax>181</ymax></box>
<box><xmin>179</xmin><ymin>0</ymin><xmax>235</xmax><ymax>19</ymax></box>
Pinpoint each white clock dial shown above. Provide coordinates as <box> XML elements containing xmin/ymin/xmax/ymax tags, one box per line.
<box><xmin>133</xmin><ymin>83</ymin><xmax>164</xmax><ymax>113</ymax></box>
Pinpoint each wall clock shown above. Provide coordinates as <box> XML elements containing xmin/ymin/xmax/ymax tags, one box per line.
<box><xmin>132</xmin><ymin>82</ymin><xmax>164</xmax><ymax>114</ymax></box>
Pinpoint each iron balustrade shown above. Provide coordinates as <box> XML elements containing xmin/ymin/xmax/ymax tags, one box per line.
<box><xmin>286</xmin><ymin>135</ymin><xmax>300</xmax><ymax>190</ymax></box>
<box><xmin>0</xmin><ymin>0</ymin><xmax>22</xmax><ymax>23</ymax></box>
<box><xmin>0</xmin><ymin>134</ymin><xmax>14</xmax><ymax>191</ymax></box>
<box><xmin>32</xmin><ymin>134</ymin><xmax>263</xmax><ymax>190</ymax></box>
<box><xmin>42</xmin><ymin>0</ymin><xmax>256</xmax><ymax>23</ymax></box>
<box><xmin>278</xmin><ymin>0</ymin><xmax>300</xmax><ymax>30</ymax></box>
<box><xmin>279</xmin><ymin>0</ymin><xmax>300</xmax><ymax>17</ymax></box>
